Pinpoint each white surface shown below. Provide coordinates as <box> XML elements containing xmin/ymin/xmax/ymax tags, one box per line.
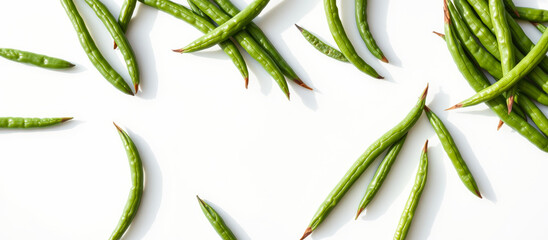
<box><xmin>0</xmin><ymin>0</ymin><xmax>546</xmax><ymax>239</ymax></box>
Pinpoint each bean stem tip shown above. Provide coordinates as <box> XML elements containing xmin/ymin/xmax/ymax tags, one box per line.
<box><xmin>381</xmin><ymin>56</ymin><xmax>389</xmax><ymax>63</ymax></box>
<box><xmin>295</xmin><ymin>24</ymin><xmax>304</xmax><ymax>32</ymax></box>
<box><xmin>172</xmin><ymin>49</ymin><xmax>184</xmax><ymax>53</ymax></box>
<box><xmin>300</xmin><ymin>227</ymin><xmax>312</xmax><ymax>240</ymax></box>
<box><xmin>422</xmin><ymin>140</ymin><xmax>429</xmax><ymax>153</ymax></box>
<box><xmin>61</xmin><ymin>117</ymin><xmax>73</xmax><ymax>122</ymax></box>
<box><xmin>355</xmin><ymin>208</ymin><xmax>365</xmax><ymax>220</ymax></box>
<box><xmin>497</xmin><ymin>120</ymin><xmax>504</xmax><ymax>130</ymax></box>
<box><xmin>445</xmin><ymin>103</ymin><xmax>461</xmax><ymax>111</ymax></box>
<box><xmin>420</xmin><ymin>84</ymin><xmax>429</xmax><ymax>100</ymax></box>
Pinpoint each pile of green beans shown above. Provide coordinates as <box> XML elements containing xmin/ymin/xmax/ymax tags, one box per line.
<box><xmin>440</xmin><ymin>0</ymin><xmax>548</xmax><ymax>152</ymax></box>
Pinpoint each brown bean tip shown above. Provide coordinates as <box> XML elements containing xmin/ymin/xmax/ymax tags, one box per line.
<box><xmin>244</xmin><ymin>77</ymin><xmax>249</xmax><ymax>89</ymax></box>
<box><xmin>135</xmin><ymin>84</ymin><xmax>139</xmax><ymax>93</ymax></box>
<box><xmin>294</xmin><ymin>78</ymin><xmax>313</xmax><ymax>91</ymax></box>
<box><xmin>422</xmin><ymin>140</ymin><xmax>429</xmax><ymax>153</ymax></box>
<box><xmin>424</xmin><ymin>106</ymin><xmax>431</xmax><ymax>113</ymax></box>
<box><xmin>172</xmin><ymin>49</ymin><xmax>184</xmax><ymax>53</ymax></box>
<box><xmin>381</xmin><ymin>56</ymin><xmax>389</xmax><ymax>63</ymax></box>
<box><xmin>433</xmin><ymin>31</ymin><xmax>445</xmax><ymax>38</ymax></box>
<box><xmin>445</xmin><ymin>103</ymin><xmax>462</xmax><ymax>111</ymax></box>
<box><xmin>475</xmin><ymin>189</ymin><xmax>483</xmax><ymax>199</ymax></box>
<box><xmin>295</xmin><ymin>24</ymin><xmax>304</xmax><ymax>32</ymax></box>
<box><xmin>420</xmin><ymin>84</ymin><xmax>429</xmax><ymax>100</ymax></box>
<box><xmin>300</xmin><ymin>227</ymin><xmax>313</xmax><ymax>240</ymax></box>
<box><xmin>355</xmin><ymin>208</ymin><xmax>365</xmax><ymax>220</ymax></box>
<box><xmin>497</xmin><ymin>120</ymin><xmax>504</xmax><ymax>131</ymax></box>
<box><xmin>507</xmin><ymin>96</ymin><xmax>515</xmax><ymax>114</ymax></box>
<box><xmin>113</xmin><ymin>122</ymin><xmax>123</xmax><ymax>132</ymax></box>
<box><xmin>443</xmin><ymin>0</ymin><xmax>450</xmax><ymax>24</ymax></box>
<box><xmin>61</xmin><ymin>117</ymin><xmax>73</xmax><ymax>122</ymax></box>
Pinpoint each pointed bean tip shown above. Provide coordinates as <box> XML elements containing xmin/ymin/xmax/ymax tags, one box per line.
<box><xmin>443</xmin><ymin>0</ymin><xmax>450</xmax><ymax>23</ymax></box>
<box><xmin>68</xmin><ymin>63</ymin><xmax>76</xmax><ymax>67</ymax></box>
<box><xmin>244</xmin><ymin>78</ymin><xmax>249</xmax><ymax>89</ymax></box>
<box><xmin>423</xmin><ymin>140</ymin><xmax>429</xmax><ymax>153</ymax></box>
<box><xmin>135</xmin><ymin>84</ymin><xmax>139</xmax><ymax>93</ymax></box>
<box><xmin>475</xmin><ymin>190</ymin><xmax>483</xmax><ymax>199</ymax></box>
<box><xmin>295</xmin><ymin>24</ymin><xmax>303</xmax><ymax>32</ymax></box>
<box><xmin>297</xmin><ymin>81</ymin><xmax>313</xmax><ymax>91</ymax></box>
<box><xmin>424</xmin><ymin>105</ymin><xmax>431</xmax><ymax>112</ymax></box>
<box><xmin>445</xmin><ymin>103</ymin><xmax>461</xmax><ymax>111</ymax></box>
<box><xmin>113</xmin><ymin>41</ymin><xmax>118</xmax><ymax>50</ymax></box>
<box><xmin>381</xmin><ymin>56</ymin><xmax>389</xmax><ymax>63</ymax></box>
<box><xmin>507</xmin><ymin>96</ymin><xmax>515</xmax><ymax>114</ymax></box>
<box><xmin>113</xmin><ymin>122</ymin><xmax>123</xmax><ymax>132</ymax></box>
<box><xmin>285</xmin><ymin>91</ymin><xmax>291</xmax><ymax>101</ymax></box>
<box><xmin>420</xmin><ymin>84</ymin><xmax>429</xmax><ymax>100</ymax></box>
<box><xmin>172</xmin><ymin>48</ymin><xmax>184</xmax><ymax>53</ymax></box>
<box><xmin>355</xmin><ymin>208</ymin><xmax>364</xmax><ymax>220</ymax></box>
<box><xmin>432</xmin><ymin>31</ymin><xmax>444</xmax><ymax>37</ymax></box>
<box><xmin>300</xmin><ymin>227</ymin><xmax>312</xmax><ymax>240</ymax></box>
<box><xmin>61</xmin><ymin>117</ymin><xmax>73</xmax><ymax>122</ymax></box>
<box><xmin>376</xmin><ymin>75</ymin><xmax>384</xmax><ymax>79</ymax></box>
<box><xmin>497</xmin><ymin>120</ymin><xmax>504</xmax><ymax>130</ymax></box>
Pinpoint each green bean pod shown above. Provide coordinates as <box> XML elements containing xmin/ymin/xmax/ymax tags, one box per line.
<box><xmin>519</xmin><ymin>81</ymin><xmax>548</xmax><ymax>106</ymax></box>
<box><xmin>60</xmin><ymin>0</ymin><xmax>133</xmax><ymax>95</ymax></box>
<box><xmin>517</xmin><ymin>7</ymin><xmax>548</xmax><ymax>22</ymax></box>
<box><xmin>355</xmin><ymin>0</ymin><xmax>388</xmax><ymax>62</ymax></box>
<box><xmin>85</xmin><ymin>0</ymin><xmax>140</xmax><ymax>93</ymax></box>
<box><xmin>455</xmin><ymin>0</ymin><xmax>499</xmax><ymax>59</ymax></box>
<box><xmin>138</xmin><ymin>0</ymin><xmax>249</xmax><ymax>86</ymax></box>
<box><xmin>355</xmin><ymin>134</ymin><xmax>407</xmax><ymax>219</ymax></box>
<box><xmin>533</xmin><ymin>22</ymin><xmax>547</xmax><ymax>33</ymax></box>
<box><xmin>176</xmin><ymin>0</ymin><xmax>270</xmax><ymax>53</ymax></box>
<box><xmin>295</xmin><ymin>25</ymin><xmax>348</xmax><ymax>62</ymax></box>
<box><xmin>117</xmin><ymin>0</ymin><xmax>137</xmax><ymax>33</ymax></box>
<box><xmin>489</xmin><ymin>0</ymin><xmax>514</xmax><ymax>75</ymax></box>
<box><xmin>443</xmin><ymin>4</ymin><xmax>548</xmax><ymax>152</ymax></box>
<box><xmin>196</xmin><ymin>196</ymin><xmax>237</xmax><ymax>240</ymax></box>
<box><xmin>110</xmin><ymin>123</ymin><xmax>144</xmax><ymax>240</ymax></box>
<box><xmin>299</xmin><ymin>86</ymin><xmax>427</xmax><ymax>240</ymax></box>
<box><xmin>323</xmin><ymin>0</ymin><xmax>382</xmax><ymax>78</ymax></box>
<box><xmin>187</xmin><ymin>0</ymin><xmax>208</xmax><ymax>18</ymax></box>
<box><xmin>0</xmin><ymin>117</ymin><xmax>72</xmax><ymax>128</ymax></box>
<box><xmin>503</xmin><ymin>0</ymin><xmax>518</xmax><ymax>17</ymax></box>
<box><xmin>424</xmin><ymin>107</ymin><xmax>481</xmax><ymax>198</ymax></box>
<box><xmin>0</xmin><ymin>48</ymin><xmax>74</xmax><ymax>69</ymax></box>
<box><xmin>188</xmin><ymin>0</ymin><xmax>289</xmax><ymax>99</ymax></box>
<box><xmin>210</xmin><ymin>0</ymin><xmax>312</xmax><ymax>90</ymax></box>
<box><xmin>514</xmin><ymin>94</ymin><xmax>548</xmax><ymax>136</ymax></box>
<box><xmin>393</xmin><ymin>141</ymin><xmax>428</xmax><ymax>240</ymax></box>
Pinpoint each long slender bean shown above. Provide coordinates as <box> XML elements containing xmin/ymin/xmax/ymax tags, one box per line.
<box><xmin>196</xmin><ymin>196</ymin><xmax>237</xmax><ymax>240</ymax></box>
<box><xmin>85</xmin><ymin>0</ymin><xmax>140</xmax><ymax>92</ymax></box>
<box><xmin>137</xmin><ymin>0</ymin><xmax>249</xmax><ymax>87</ymax></box>
<box><xmin>110</xmin><ymin>123</ymin><xmax>144</xmax><ymax>240</ymax></box>
<box><xmin>393</xmin><ymin>140</ymin><xmax>428</xmax><ymax>240</ymax></box>
<box><xmin>295</xmin><ymin>25</ymin><xmax>348</xmax><ymax>62</ymax></box>
<box><xmin>517</xmin><ymin>7</ymin><xmax>548</xmax><ymax>22</ymax></box>
<box><xmin>210</xmin><ymin>0</ymin><xmax>312</xmax><ymax>90</ymax></box>
<box><xmin>324</xmin><ymin>0</ymin><xmax>382</xmax><ymax>78</ymax></box>
<box><xmin>355</xmin><ymin>134</ymin><xmax>407</xmax><ymax>219</ymax></box>
<box><xmin>424</xmin><ymin>106</ymin><xmax>481</xmax><ymax>198</ymax></box>
<box><xmin>175</xmin><ymin>0</ymin><xmax>270</xmax><ymax>53</ymax></box>
<box><xmin>300</xmin><ymin>85</ymin><xmax>427</xmax><ymax>240</ymax></box>
<box><xmin>0</xmin><ymin>117</ymin><xmax>72</xmax><ymax>128</ymax></box>
<box><xmin>0</xmin><ymin>48</ymin><xmax>74</xmax><ymax>69</ymax></box>
<box><xmin>189</xmin><ymin>0</ymin><xmax>289</xmax><ymax>99</ymax></box>
<box><xmin>355</xmin><ymin>0</ymin><xmax>387</xmax><ymax>62</ymax></box>
<box><xmin>515</xmin><ymin>94</ymin><xmax>548</xmax><ymax>136</ymax></box>
<box><xmin>114</xmin><ymin>0</ymin><xmax>137</xmax><ymax>49</ymax></box>
<box><xmin>60</xmin><ymin>0</ymin><xmax>134</xmax><ymax>95</ymax></box>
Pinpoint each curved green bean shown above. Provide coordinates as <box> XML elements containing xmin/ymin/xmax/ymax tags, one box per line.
<box><xmin>175</xmin><ymin>0</ymin><xmax>270</xmax><ymax>53</ymax></box>
<box><xmin>0</xmin><ymin>48</ymin><xmax>74</xmax><ymax>69</ymax></box>
<box><xmin>517</xmin><ymin>7</ymin><xmax>548</xmax><ymax>22</ymax></box>
<box><xmin>295</xmin><ymin>24</ymin><xmax>348</xmax><ymax>62</ymax></box>
<box><xmin>188</xmin><ymin>0</ymin><xmax>289</xmax><ymax>99</ymax></box>
<box><xmin>443</xmin><ymin>4</ymin><xmax>548</xmax><ymax>152</ymax></box>
<box><xmin>138</xmin><ymin>0</ymin><xmax>249</xmax><ymax>87</ymax></box>
<box><xmin>355</xmin><ymin>0</ymin><xmax>387</xmax><ymax>62</ymax></box>
<box><xmin>60</xmin><ymin>0</ymin><xmax>133</xmax><ymax>95</ymax></box>
<box><xmin>424</xmin><ymin>106</ymin><xmax>481</xmax><ymax>198</ymax></box>
<box><xmin>0</xmin><ymin>117</ymin><xmax>72</xmax><ymax>128</ymax></box>
<box><xmin>355</xmin><ymin>134</ymin><xmax>407</xmax><ymax>219</ymax></box>
<box><xmin>110</xmin><ymin>123</ymin><xmax>144</xmax><ymax>240</ymax></box>
<box><xmin>393</xmin><ymin>140</ymin><xmax>428</xmax><ymax>240</ymax></box>
<box><xmin>324</xmin><ymin>0</ymin><xmax>382</xmax><ymax>78</ymax></box>
<box><xmin>196</xmin><ymin>196</ymin><xmax>237</xmax><ymax>240</ymax></box>
<box><xmin>210</xmin><ymin>0</ymin><xmax>312</xmax><ymax>91</ymax></box>
<box><xmin>300</xmin><ymin>85</ymin><xmax>427</xmax><ymax>240</ymax></box>
<box><xmin>114</xmin><ymin>0</ymin><xmax>137</xmax><ymax>49</ymax></box>
<box><xmin>85</xmin><ymin>0</ymin><xmax>140</xmax><ymax>93</ymax></box>
<box><xmin>515</xmin><ymin>93</ymin><xmax>548</xmax><ymax>136</ymax></box>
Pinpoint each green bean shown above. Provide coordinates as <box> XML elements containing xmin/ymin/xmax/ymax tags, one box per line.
<box><xmin>355</xmin><ymin>134</ymin><xmax>407</xmax><ymax>219</ymax></box>
<box><xmin>110</xmin><ymin>123</ymin><xmax>144</xmax><ymax>240</ymax></box>
<box><xmin>532</xmin><ymin>22</ymin><xmax>547</xmax><ymax>33</ymax></box>
<box><xmin>85</xmin><ymin>0</ymin><xmax>140</xmax><ymax>93</ymax></box>
<box><xmin>137</xmin><ymin>0</ymin><xmax>249</xmax><ymax>87</ymax></box>
<box><xmin>210</xmin><ymin>0</ymin><xmax>312</xmax><ymax>91</ymax></box>
<box><xmin>295</xmin><ymin>24</ymin><xmax>348</xmax><ymax>62</ymax></box>
<box><xmin>175</xmin><ymin>0</ymin><xmax>270</xmax><ymax>53</ymax></box>
<box><xmin>0</xmin><ymin>117</ymin><xmax>72</xmax><ymax>128</ymax></box>
<box><xmin>393</xmin><ymin>140</ymin><xmax>428</xmax><ymax>240</ymax></box>
<box><xmin>300</xmin><ymin>86</ymin><xmax>427</xmax><ymax>240</ymax></box>
<box><xmin>455</xmin><ymin>0</ymin><xmax>499</xmax><ymax>59</ymax></box>
<box><xmin>196</xmin><ymin>196</ymin><xmax>237</xmax><ymax>240</ymax></box>
<box><xmin>355</xmin><ymin>0</ymin><xmax>387</xmax><ymax>62</ymax></box>
<box><xmin>114</xmin><ymin>0</ymin><xmax>137</xmax><ymax>49</ymax></box>
<box><xmin>188</xmin><ymin>0</ymin><xmax>289</xmax><ymax>99</ymax></box>
<box><xmin>0</xmin><ymin>48</ymin><xmax>74</xmax><ymax>69</ymax></box>
<box><xmin>519</xmin><ymin>80</ymin><xmax>548</xmax><ymax>106</ymax></box>
<box><xmin>324</xmin><ymin>0</ymin><xmax>382</xmax><ymax>78</ymax></box>
<box><xmin>503</xmin><ymin>0</ymin><xmax>519</xmax><ymax>17</ymax></box>
<box><xmin>514</xmin><ymin>94</ymin><xmax>548</xmax><ymax>136</ymax></box>
<box><xmin>443</xmin><ymin>4</ymin><xmax>548</xmax><ymax>152</ymax></box>
<box><xmin>424</xmin><ymin>106</ymin><xmax>481</xmax><ymax>198</ymax></box>
<box><xmin>517</xmin><ymin>7</ymin><xmax>548</xmax><ymax>22</ymax></box>
<box><xmin>60</xmin><ymin>0</ymin><xmax>134</xmax><ymax>95</ymax></box>
<box><xmin>187</xmin><ymin>0</ymin><xmax>208</xmax><ymax>18</ymax></box>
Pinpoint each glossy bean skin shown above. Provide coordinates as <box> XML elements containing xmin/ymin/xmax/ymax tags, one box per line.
<box><xmin>295</xmin><ymin>24</ymin><xmax>348</xmax><ymax>62</ymax></box>
<box><xmin>424</xmin><ymin>107</ymin><xmax>481</xmax><ymax>198</ymax></box>
<box><xmin>0</xmin><ymin>48</ymin><xmax>74</xmax><ymax>69</ymax></box>
<box><xmin>0</xmin><ymin>117</ymin><xmax>72</xmax><ymax>128</ymax></box>
<box><xmin>393</xmin><ymin>141</ymin><xmax>428</xmax><ymax>240</ymax></box>
<box><xmin>489</xmin><ymin>0</ymin><xmax>514</xmax><ymax>75</ymax></box>
<box><xmin>110</xmin><ymin>124</ymin><xmax>144</xmax><ymax>240</ymax></box>
<box><xmin>187</xmin><ymin>0</ymin><xmax>208</xmax><ymax>18</ymax></box>
<box><xmin>210</xmin><ymin>0</ymin><xmax>312</xmax><ymax>90</ymax></box>
<box><xmin>85</xmin><ymin>0</ymin><xmax>140</xmax><ymax>92</ymax></box>
<box><xmin>189</xmin><ymin>0</ymin><xmax>289</xmax><ymax>99</ymax></box>
<box><xmin>515</xmin><ymin>94</ymin><xmax>548</xmax><ymax>136</ymax></box>
<box><xmin>355</xmin><ymin>0</ymin><xmax>387</xmax><ymax>62</ymax></box>
<box><xmin>355</xmin><ymin>134</ymin><xmax>407</xmax><ymax>219</ymax></box>
<box><xmin>117</xmin><ymin>0</ymin><xmax>137</xmax><ymax>32</ymax></box>
<box><xmin>60</xmin><ymin>0</ymin><xmax>134</xmax><ymax>95</ymax></box>
<box><xmin>517</xmin><ymin>7</ymin><xmax>548</xmax><ymax>22</ymax></box>
<box><xmin>299</xmin><ymin>86</ymin><xmax>427</xmax><ymax>240</ymax></box>
<box><xmin>324</xmin><ymin>0</ymin><xmax>382</xmax><ymax>78</ymax></box>
<box><xmin>138</xmin><ymin>0</ymin><xmax>249</xmax><ymax>85</ymax></box>
<box><xmin>176</xmin><ymin>0</ymin><xmax>270</xmax><ymax>53</ymax></box>
<box><xmin>443</xmin><ymin>6</ymin><xmax>548</xmax><ymax>152</ymax></box>
<box><xmin>197</xmin><ymin>196</ymin><xmax>237</xmax><ymax>240</ymax></box>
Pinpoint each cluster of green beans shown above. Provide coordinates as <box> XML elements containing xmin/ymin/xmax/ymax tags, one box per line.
<box><xmin>440</xmin><ymin>0</ymin><xmax>548</xmax><ymax>152</ymax></box>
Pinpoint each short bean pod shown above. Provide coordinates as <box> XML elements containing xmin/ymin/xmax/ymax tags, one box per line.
<box><xmin>197</xmin><ymin>196</ymin><xmax>237</xmax><ymax>240</ymax></box>
<box><xmin>295</xmin><ymin>25</ymin><xmax>348</xmax><ymax>62</ymax></box>
<box><xmin>0</xmin><ymin>48</ymin><xmax>74</xmax><ymax>69</ymax></box>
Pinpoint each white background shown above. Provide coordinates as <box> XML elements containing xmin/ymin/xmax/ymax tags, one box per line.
<box><xmin>0</xmin><ymin>0</ymin><xmax>546</xmax><ymax>239</ymax></box>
